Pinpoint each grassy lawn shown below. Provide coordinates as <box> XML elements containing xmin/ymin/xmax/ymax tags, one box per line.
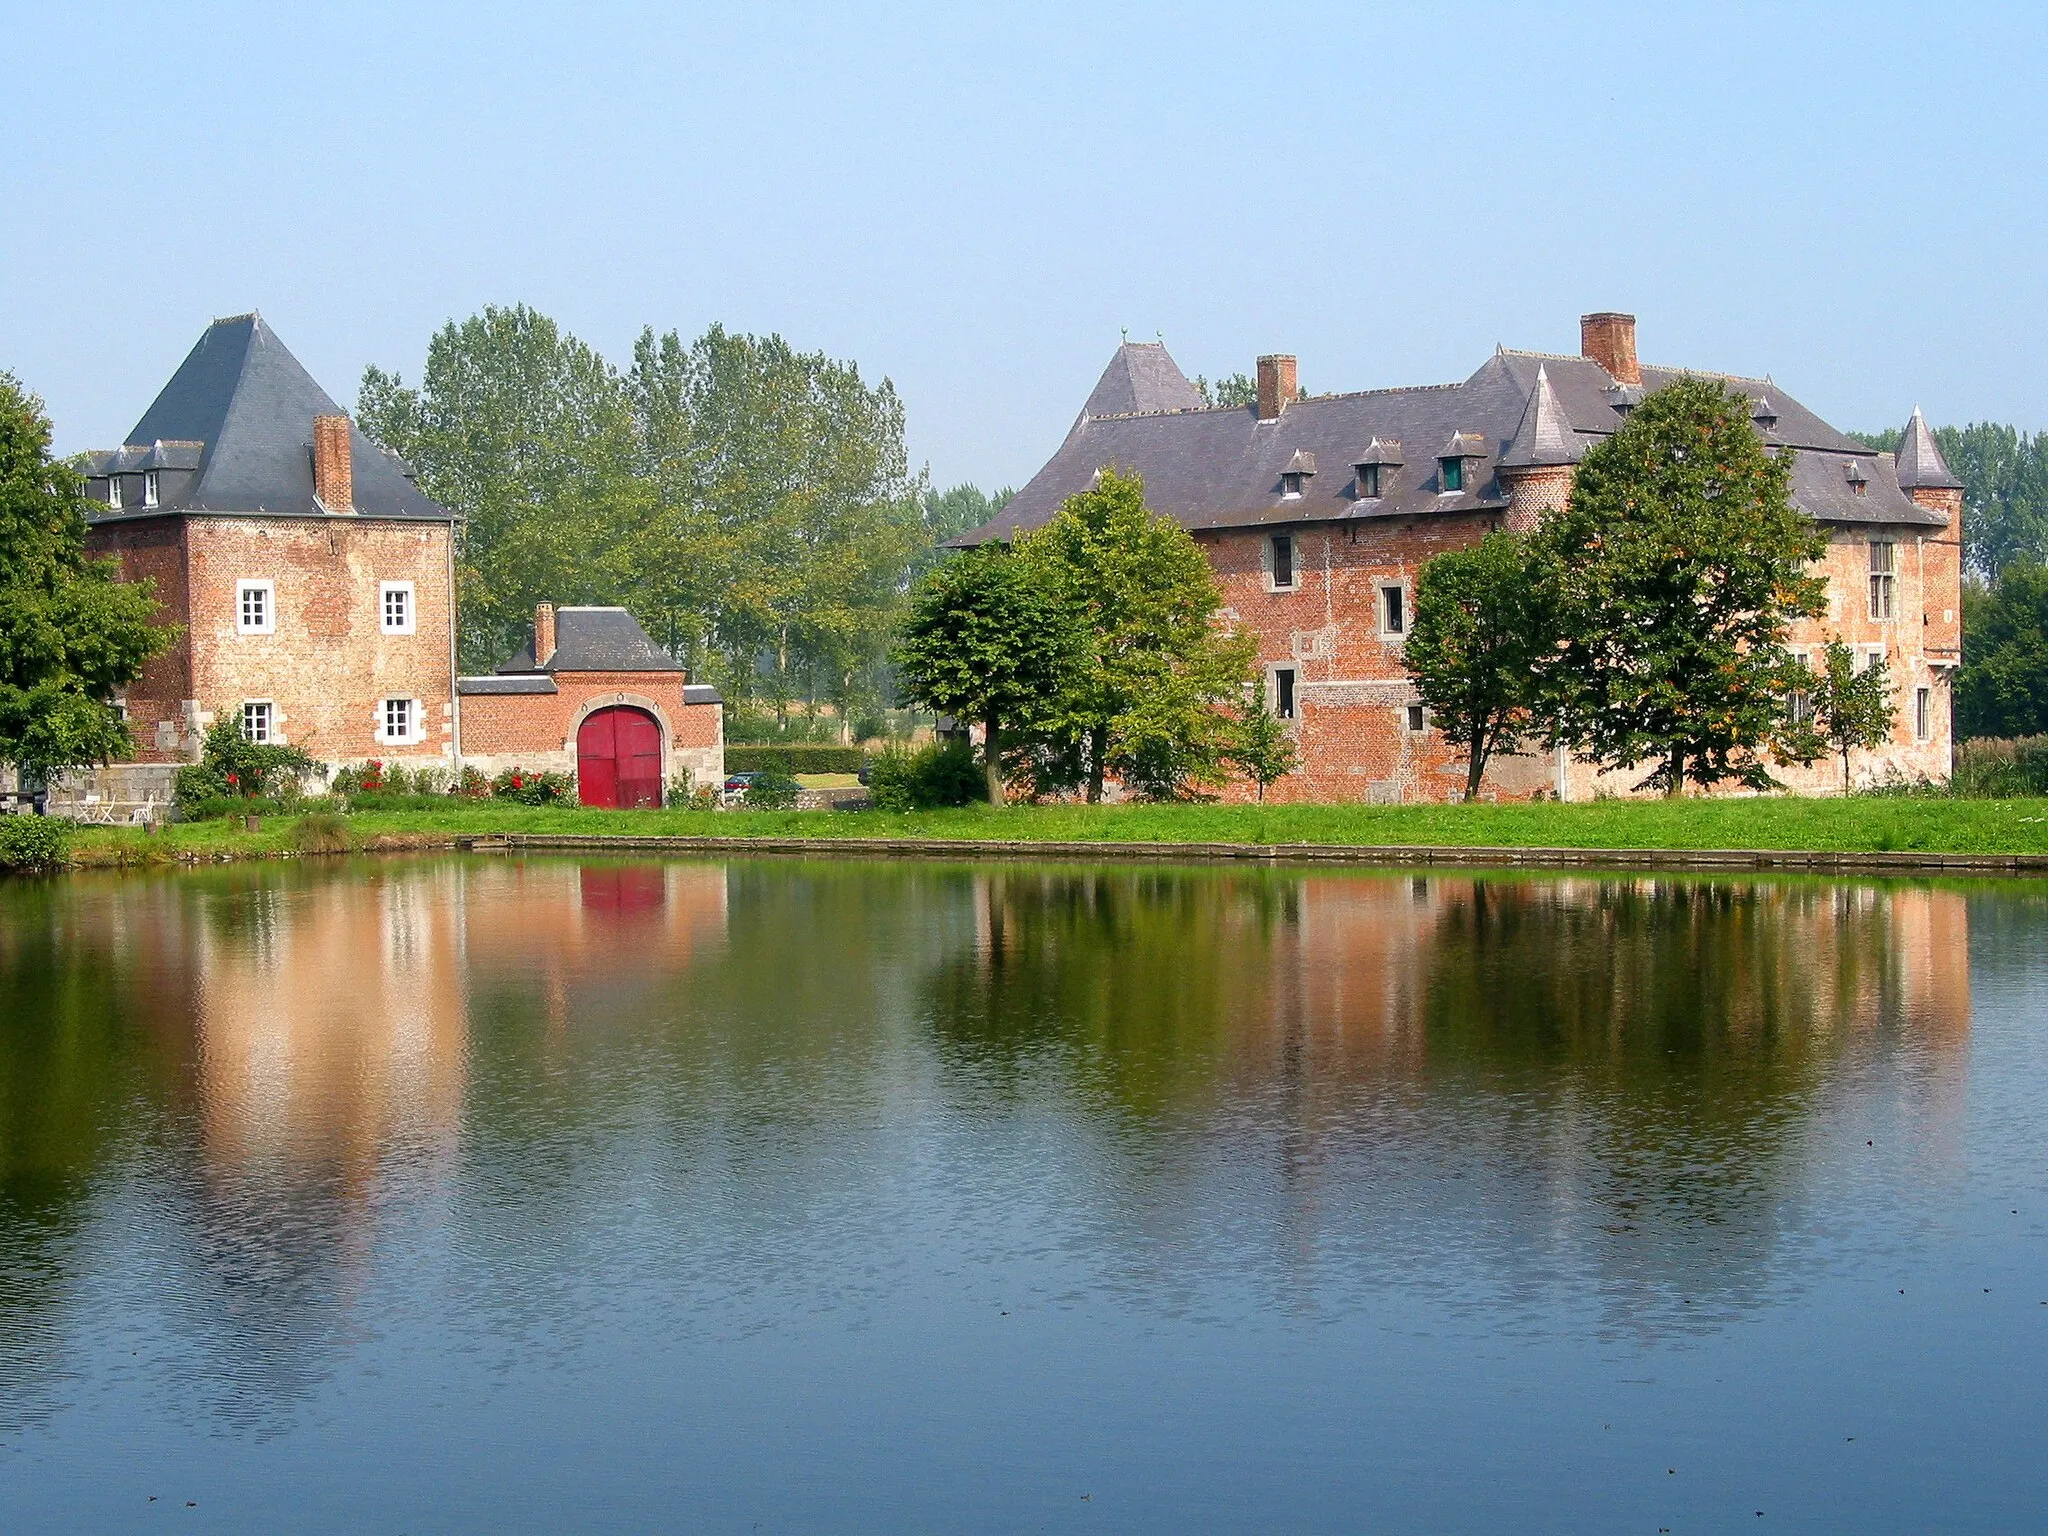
<box><xmin>59</xmin><ymin>795</ymin><xmax>2048</xmax><ymax>867</ymax></box>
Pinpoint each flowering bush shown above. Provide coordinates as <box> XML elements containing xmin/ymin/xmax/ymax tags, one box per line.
<box><xmin>332</xmin><ymin>760</ymin><xmax>386</xmax><ymax>795</ymax></box>
<box><xmin>491</xmin><ymin>767</ymin><xmax>575</xmax><ymax>806</ymax></box>
<box><xmin>174</xmin><ymin>717</ymin><xmax>316</xmax><ymax>814</ymax></box>
<box><xmin>457</xmin><ymin>765</ymin><xmax>492</xmax><ymax>799</ymax></box>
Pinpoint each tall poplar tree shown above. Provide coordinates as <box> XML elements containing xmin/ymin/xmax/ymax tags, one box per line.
<box><xmin>1535</xmin><ymin>378</ymin><xmax>1827</xmax><ymax>794</ymax></box>
<box><xmin>0</xmin><ymin>374</ymin><xmax>173</xmax><ymax>778</ymax></box>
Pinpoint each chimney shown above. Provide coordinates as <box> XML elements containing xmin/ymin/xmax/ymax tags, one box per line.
<box><xmin>1256</xmin><ymin>354</ymin><xmax>1297</xmax><ymax>421</ymax></box>
<box><xmin>534</xmin><ymin>603</ymin><xmax>557</xmax><ymax>668</ymax></box>
<box><xmin>1580</xmin><ymin>313</ymin><xmax>1640</xmax><ymax>386</ymax></box>
<box><xmin>312</xmin><ymin>414</ymin><xmax>353</xmax><ymax>511</ymax></box>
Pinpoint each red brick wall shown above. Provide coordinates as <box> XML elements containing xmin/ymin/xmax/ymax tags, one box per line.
<box><xmin>459</xmin><ymin>672</ymin><xmax>723</xmax><ymax>789</ymax></box>
<box><xmin>88</xmin><ymin>518</ymin><xmax>192</xmax><ymax>759</ymax></box>
<box><xmin>90</xmin><ymin>514</ymin><xmax>456</xmax><ymax>767</ymax></box>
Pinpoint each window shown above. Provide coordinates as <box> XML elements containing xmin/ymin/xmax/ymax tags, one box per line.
<box><xmin>381</xmin><ymin>697</ymin><xmax>415</xmax><ymax>743</ymax></box>
<box><xmin>143</xmin><ymin>469</ymin><xmax>159</xmax><ymax>507</ymax></box>
<box><xmin>1358</xmin><ymin>464</ymin><xmax>1382</xmax><ymax>499</ymax></box>
<box><xmin>1915</xmin><ymin>687</ymin><xmax>1932</xmax><ymax>742</ymax></box>
<box><xmin>1281</xmin><ymin>472</ymin><xmax>1305</xmax><ymax>498</ymax></box>
<box><xmin>1787</xmin><ymin>650</ymin><xmax>1814</xmax><ymax>724</ymax></box>
<box><xmin>236</xmin><ymin>579</ymin><xmax>275</xmax><ymax>635</ymax></box>
<box><xmin>1440</xmin><ymin>457</ymin><xmax>1464</xmax><ymax>493</ymax></box>
<box><xmin>380</xmin><ymin>581</ymin><xmax>416</xmax><ymax>635</ymax></box>
<box><xmin>1270</xmin><ymin>534</ymin><xmax>1297</xmax><ymax>591</ymax></box>
<box><xmin>241</xmin><ymin>702</ymin><xmax>273</xmax><ymax>744</ymax></box>
<box><xmin>1273</xmin><ymin>667</ymin><xmax>1297</xmax><ymax>721</ymax></box>
<box><xmin>1406</xmin><ymin>703</ymin><xmax>1426</xmax><ymax>733</ymax></box>
<box><xmin>107</xmin><ymin>475</ymin><xmax>123</xmax><ymax>510</ymax></box>
<box><xmin>1869</xmin><ymin>541</ymin><xmax>1895</xmax><ymax>621</ymax></box>
<box><xmin>1381</xmin><ymin>584</ymin><xmax>1406</xmax><ymax>636</ymax></box>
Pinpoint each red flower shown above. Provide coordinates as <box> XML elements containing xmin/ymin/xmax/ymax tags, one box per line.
<box><xmin>225</xmin><ymin>772</ymin><xmax>239</xmax><ymax>785</ymax></box>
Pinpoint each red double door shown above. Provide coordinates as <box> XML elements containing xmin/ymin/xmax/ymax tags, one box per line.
<box><xmin>577</xmin><ymin>707</ymin><xmax>663</xmax><ymax>809</ymax></box>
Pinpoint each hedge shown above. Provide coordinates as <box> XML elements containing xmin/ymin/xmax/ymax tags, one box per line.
<box><xmin>0</xmin><ymin>816</ymin><xmax>71</xmax><ymax>873</ymax></box>
<box><xmin>725</xmin><ymin>745</ymin><xmax>868</xmax><ymax>775</ymax></box>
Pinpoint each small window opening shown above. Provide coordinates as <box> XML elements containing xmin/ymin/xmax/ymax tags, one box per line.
<box><xmin>107</xmin><ymin>475</ymin><xmax>123</xmax><ymax>510</ymax></box>
<box><xmin>1271</xmin><ymin>534</ymin><xmax>1296</xmax><ymax>590</ymax></box>
<box><xmin>143</xmin><ymin>470</ymin><xmax>160</xmax><ymax>507</ymax></box>
<box><xmin>1406</xmin><ymin>703</ymin><xmax>1426</xmax><ymax>733</ymax></box>
<box><xmin>1914</xmin><ymin>686</ymin><xmax>1932</xmax><ymax>741</ymax></box>
<box><xmin>382</xmin><ymin>583</ymin><xmax>414</xmax><ymax>634</ymax></box>
<box><xmin>382</xmin><ymin>697</ymin><xmax>414</xmax><ymax>742</ymax></box>
<box><xmin>1869</xmin><ymin>541</ymin><xmax>1895</xmax><ymax>621</ymax></box>
<box><xmin>1358</xmin><ymin>464</ymin><xmax>1382</xmax><ymax>499</ymax></box>
<box><xmin>1273</xmin><ymin>667</ymin><xmax>1297</xmax><ymax>721</ymax></box>
<box><xmin>1281</xmin><ymin>471</ymin><xmax>1305</xmax><ymax>498</ymax></box>
<box><xmin>1440</xmin><ymin>458</ymin><xmax>1464</xmax><ymax>493</ymax></box>
<box><xmin>237</xmin><ymin>580</ymin><xmax>273</xmax><ymax>634</ymax></box>
<box><xmin>241</xmin><ymin>702</ymin><xmax>273</xmax><ymax>744</ymax></box>
<box><xmin>1381</xmin><ymin>584</ymin><xmax>1406</xmax><ymax>636</ymax></box>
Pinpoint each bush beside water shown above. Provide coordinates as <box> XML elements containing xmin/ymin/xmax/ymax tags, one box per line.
<box><xmin>0</xmin><ymin>816</ymin><xmax>71</xmax><ymax>872</ymax></box>
<box><xmin>867</xmin><ymin>740</ymin><xmax>985</xmax><ymax>811</ymax></box>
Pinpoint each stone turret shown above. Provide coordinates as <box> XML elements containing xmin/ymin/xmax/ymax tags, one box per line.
<box><xmin>1497</xmin><ymin>365</ymin><xmax>1583</xmax><ymax>530</ymax></box>
<box><xmin>1896</xmin><ymin>406</ymin><xmax>1963</xmax><ymax>522</ymax></box>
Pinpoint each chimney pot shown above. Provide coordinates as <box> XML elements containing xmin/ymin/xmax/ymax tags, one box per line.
<box><xmin>535</xmin><ymin>603</ymin><xmax>557</xmax><ymax>668</ymax></box>
<box><xmin>312</xmin><ymin>414</ymin><xmax>353</xmax><ymax>511</ymax></box>
<box><xmin>1580</xmin><ymin>313</ymin><xmax>1641</xmax><ymax>387</ymax></box>
<box><xmin>1256</xmin><ymin>355</ymin><xmax>1298</xmax><ymax>421</ymax></box>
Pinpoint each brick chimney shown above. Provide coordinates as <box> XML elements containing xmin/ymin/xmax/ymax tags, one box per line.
<box><xmin>312</xmin><ymin>414</ymin><xmax>353</xmax><ymax>511</ymax></box>
<box><xmin>534</xmin><ymin>603</ymin><xmax>557</xmax><ymax>668</ymax></box>
<box><xmin>1580</xmin><ymin>313</ymin><xmax>1640</xmax><ymax>386</ymax></box>
<box><xmin>1256</xmin><ymin>355</ymin><xmax>1297</xmax><ymax>421</ymax></box>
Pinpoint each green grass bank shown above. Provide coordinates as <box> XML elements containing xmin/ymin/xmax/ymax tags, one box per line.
<box><xmin>56</xmin><ymin>795</ymin><xmax>2048</xmax><ymax>870</ymax></box>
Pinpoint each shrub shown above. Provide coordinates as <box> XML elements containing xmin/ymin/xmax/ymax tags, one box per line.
<box><xmin>850</xmin><ymin>711</ymin><xmax>889</xmax><ymax>744</ymax></box>
<box><xmin>0</xmin><ymin>816</ymin><xmax>70</xmax><ymax>873</ymax></box>
<box><xmin>866</xmin><ymin>739</ymin><xmax>985</xmax><ymax>811</ymax></box>
<box><xmin>457</xmin><ymin>765</ymin><xmax>492</xmax><ymax>799</ymax></box>
<box><xmin>725</xmin><ymin>745</ymin><xmax>868</xmax><ymax>776</ymax></box>
<box><xmin>689</xmin><ymin>785</ymin><xmax>720</xmax><ymax>811</ymax></box>
<box><xmin>333</xmin><ymin>760</ymin><xmax>386</xmax><ymax>796</ymax></box>
<box><xmin>175</xmin><ymin>717</ymin><xmax>316</xmax><ymax>812</ymax></box>
<box><xmin>292</xmin><ymin>811</ymin><xmax>354</xmax><ymax>854</ymax></box>
<box><xmin>741</xmin><ymin>769</ymin><xmax>802</xmax><ymax>809</ymax></box>
<box><xmin>492</xmin><ymin>767</ymin><xmax>576</xmax><ymax>806</ymax></box>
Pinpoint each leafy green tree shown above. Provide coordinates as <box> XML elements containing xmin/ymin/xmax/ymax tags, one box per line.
<box><xmin>0</xmin><ymin>374</ymin><xmax>173</xmax><ymax>781</ymax></box>
<box><xmin>895</xmin><ymin>545</ymin><xmax>1085</xmax><ymax>804</ymax></box>
<box><xmin>359</xmin><ymin>305</ymin><xmax>647</xmax><ymax>670</ymax></box>
<box><xmin>1195</xmin><ymin>373</ymin><xmax>1259</xmax><ymax>409</ymax></box>
<box><xmin>1019</xmin><ymin>470</ymin><xmax>1256</xmax><ymax>801</ymax></box>
<box><xmin>1225</xmin><ymin>689</ymin><xmax>1297</xmax><ymax>801</ymax></box>
<box><xmin>1782</xmin><ymin>640</ymin><xmax>1896</xmax><ymax>793</ymax></box>
<box><xmin>1957</xmin><ymin>562</ymin><xmax>2048</xmax><ymax>738</ymax></box>
<box><xmin>911</xmin><ymin>483</ymin><xmax>1014</xmax><ymax>584</ymax></box>
<box><xmin>1405</xmin><ymin>531</ymin><xmax>1547</xmax><ymax>800</ymax></box>
<box><xmin>1535</xmin><ymin>377</ymin><xmax>1827</xmax><ymax>795</ymax></box>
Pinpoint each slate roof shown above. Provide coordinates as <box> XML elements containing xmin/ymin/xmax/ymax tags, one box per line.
<box><xmin>1079</xmin><ymin>341</ymin><xmax>1204</xmax><ymax>419</ymax></box>
<box><xmin>457</xmin><ymin>675</ymin><xmax>560</xmax><ymax>696</ymax></box>
<box><xmin>82</xmin><ymin>314</ymin><xmax>451</xmax><ymax>524</ymax></box>
<box><xmin>1896</xmin><ymin>406</ymin><xmax>1963</xmax><ymax>490</ymax></box>
<box><xmin>966</xmin><ymin>338</ymin><xmax>1945</xmax><ymax>541</ymax></box>
<box><xmin>495</xmin><ymin>606</ymin><xmax>685</xmax><ymax>675</ymax></box>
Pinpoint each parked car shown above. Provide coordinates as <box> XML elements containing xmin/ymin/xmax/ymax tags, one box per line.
<box><xmin>723</xmin><ymin>772</ymin><xmax>760</xmax><ymax>794</ymax></box>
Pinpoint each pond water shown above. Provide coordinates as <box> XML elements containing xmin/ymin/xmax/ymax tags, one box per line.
<box><xmin>1</xmin><ymin>855</ymin><xmax>2044</xmax><ymax>1533</ymax></box>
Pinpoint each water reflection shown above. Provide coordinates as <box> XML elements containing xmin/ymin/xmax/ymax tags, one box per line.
<box><xmin>0</xmin><ymin>857</ymin><xmax>1981</xmax><ymax>1437</ymax></box>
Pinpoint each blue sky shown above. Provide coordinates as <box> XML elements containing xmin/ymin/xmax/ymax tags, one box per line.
<box><xmin>5</xmin><ymin>2</ymin><xmax>2044</xmax><ymax>491</ymax></box>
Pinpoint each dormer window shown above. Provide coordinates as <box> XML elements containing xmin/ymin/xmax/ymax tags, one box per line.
<box><xmin>1435</xmin><ymin>432</ymin><xmax>1485</xmax><ymax>495</ymax></box>
<box><xmin>1279</xmin><ymin>449</ymin><xmax>1316</xmax><ymax>500</ymax></box>
<box><xmin>1752</xmin><ymin>396</ymin><xmax>1780</xmax><ymax>432</ymax></box>
<box><xmin>107</xmin><ymin>475</ymin><xmax>123</xmax><ymax>510</ymax></box>
<box><xmin>1605</xmin><ymin>382</ymin><xmax>1643</xmax><ymax>419</ymax></box>
<box><xmin>1845</xmin><ymin>460</ymin><xmax>1870</xmax><ymax>497</ymax></box>
<box><xmin>143</xmin><ymin>470</ymin><xmax>160</xmax><ymax>507</ymax></box>
<box><xmin>1353</xmin><ymin>437</ymin><xmax>1402</xmax><ymax>501</ymax></box>
<box><xmin>1440</xmin><ymin>458</ymin><xmax>1464</xmax><ymax>493</ymax></box>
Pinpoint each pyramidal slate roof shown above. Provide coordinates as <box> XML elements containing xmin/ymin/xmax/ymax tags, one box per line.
<box><xmin>1080</xmin><ymin>341</ymin><xmax>1204</xmax><ymax>419</ymax></box>
<box><xmin>1896</xmin><ymin>406</ymin><xmax>1963</xmax><ymax>490</ymax></box>
<box><xmin>494</xmin><ymin>607</ymin><xmax>684</xmax><ymax>675</ymax></box>
<box><xmin>83</xmin><ymin>314</ymin><xmax>451</xmax><ymax>524</ymax></box>
<box><xmin>963</xmin><ymin>334</ymin><xmax>1946</xmax><ymax>542</ymax></box>
<box><xmin>1500</xmin><ymin>365</ymin><xmax>1583</xmax><ymax>468</ymax></box>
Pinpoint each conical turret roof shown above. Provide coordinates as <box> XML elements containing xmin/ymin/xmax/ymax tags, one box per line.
<box><xmin>1895</xmin><ymin>406</ymin><xmax>1962</xmax><ymax>490</ymax></box>
<box><xmin>1080</xmin><ymin>340</ymin><xmax>1203</xmax><ymax>419</ymax></box>
<box><xmin>1500</xmin><ymin>365</ymin><xmax>1583</xmax><ymax>469</ymax></box>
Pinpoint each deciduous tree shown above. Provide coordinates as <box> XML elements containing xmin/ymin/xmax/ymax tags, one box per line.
<box><xmin>1534</xmin><ymin>378</ymin><xmax>1827</xmax><ymax>794</ymax></box>
<box><xmin>1405</xmin><ymin>531</ymin><xmax>1547</xmax><ymax>800</ymax></box>
<box><xmin>1957</xmin><ymin>563</ymin><xmax>2048</xmax><ymax>738</ymax></box>
<box><xmin>1782</xmin><ymin>640</ymin><xmax>1896</xmax><ymax>793</ymax></box>
<box><xmin>1226</xmin><ymin>689</ymin><xmax>1297</xmax><ymax>801</ymax></box>
<box><xmin>0</xmin><ymin>374</ymin><xmax>174</xmax><ymax>780</ymax></box>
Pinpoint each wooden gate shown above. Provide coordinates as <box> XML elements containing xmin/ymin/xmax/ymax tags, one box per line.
<box><xmin>576</xmin><ymin>706</ymin><xmax>663</xmax><ymax>809</ymax></box>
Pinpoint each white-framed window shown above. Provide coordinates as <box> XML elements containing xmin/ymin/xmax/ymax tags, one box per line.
<box><xmin>236</xmin><ymin>579</ymin><xmax>275</xmax><ymax>635</ymax></box>
<box><xmin>1915</xmin><ymin>686</ymin><xmax>1932</xmax><ymax>742</ymax></box>
<box><xmin>380</xmin><ymin>581</ymin><xmax>416</xmax><ymax>635</ymax></box>
<box><xmin>241</xmin><ymin>701</ymin><xmax>274</xmax><ymax>744</ymax></box>
<box><xmin>1406</xmin><ymin>703</ymin><xmax>1427</xmax><ymax>733</ymax></box>
<box><xmin>1268</xmin><ymin>533</ymin><xmax>1298</xmax><ymax>591</ymax></box>
<box><xmin>1859</xmin><ymin>646</ymin><xmax>1885</xmax><ymax>674</ymax></box>
<box><xmin>143</xmin><ymin>469</ymin><xmax>160</xmax><ymax>507</ymax></box>
<box><xmin>1869</xmin><ymin>541</ymin><xmax>1896</xmax><ymax>621</ymax></box>
<box><xmin>381</xmin><ymin>697</ymin><xmax>416</xmax><ymax>743</ymax></box>
<box><xmin>1787</xmin><ymin>649</ymin><xmax>1814</xmax><ymax>724</ymax></box>
<box><xmin>1381</xmin><ymin>583</ymin><xmax>1407</xmax><ymax>637</ymax></box>
<box><xmin>1272</xmin><ymin>666</ymin><xmax>1297</xmax><ymax>721</ymax></box>
<box><xmin>107</xmin><ymin>475</ymin><xmax>123</xmax><ymax>510</ymax></box>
